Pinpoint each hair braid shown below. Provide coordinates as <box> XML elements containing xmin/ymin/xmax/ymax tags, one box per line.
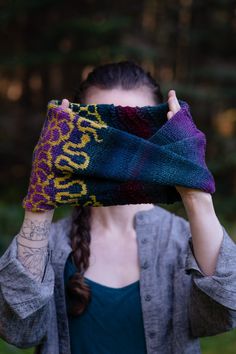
<box><xmin>66</xmin><ymin>206</ymin><xmax>92</xmax><ymax>316</ymax></box>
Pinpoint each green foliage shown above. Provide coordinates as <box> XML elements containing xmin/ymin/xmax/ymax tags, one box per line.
<box><xmin>0</xmin><ymin>340</ymin><xmax>33</xmax><ymax>354</ymax></box>
<box><xmin>200</xmin><ymin>329</ymin><xmax>236</xmax><ymax>354</ymax></box>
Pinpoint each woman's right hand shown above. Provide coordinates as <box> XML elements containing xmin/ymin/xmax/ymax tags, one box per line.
<box><xmin>60</xmin><ymin>98</ymin><xmax>70</xmax><ymax>109</ymax></box>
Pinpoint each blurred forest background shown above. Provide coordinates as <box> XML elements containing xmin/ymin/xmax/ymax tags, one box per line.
<box><xmin>0</xmin><ymin>0</ymin><xmax>236</xmax><ymax>353</ymax></box>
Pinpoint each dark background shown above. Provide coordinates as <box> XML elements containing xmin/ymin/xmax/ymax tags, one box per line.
<box><xmin>0</xmin><ymin>0</ymin><xmax>236</xmax><ymax>353</ymax></box>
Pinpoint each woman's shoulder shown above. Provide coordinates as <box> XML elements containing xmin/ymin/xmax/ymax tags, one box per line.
<box><xmin>150</xmin><ymin>205</ymin><xmax>189</xmax><ymax>229</ymax></box>
<box><xmin>150</xmin><ymin>205</ymin><xmax>191</xmax><ymax>253</ymax></box>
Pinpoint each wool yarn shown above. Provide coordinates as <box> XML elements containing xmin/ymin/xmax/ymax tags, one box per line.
<box><xmin>22</xmin><ymin>99</ymin><xmax>215</xmax><ymax>212</ymax></box>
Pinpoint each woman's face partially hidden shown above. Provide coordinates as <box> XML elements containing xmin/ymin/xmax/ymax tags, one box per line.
<box><xmin>83</xmin><ymin>86</ymin><xmax>157</xmax><ymax>107</ymax></box>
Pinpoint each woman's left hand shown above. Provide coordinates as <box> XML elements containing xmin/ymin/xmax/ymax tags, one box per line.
<box><xmin>167</xmin><ymin>89</ymin><xmax>209</xmax><ymax>201</ymax></box>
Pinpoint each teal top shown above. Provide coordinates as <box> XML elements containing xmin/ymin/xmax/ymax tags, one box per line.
<box><xmin>64</xmin><ymin>253</ymin><xmax>148</xmax><ymax>354</ymax></box>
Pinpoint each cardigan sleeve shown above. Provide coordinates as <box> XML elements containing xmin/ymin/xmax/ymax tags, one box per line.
<box><xmin>0</xmin><ymin>233</ymin><xmax>55</xmax><ymax>348</ymax></box>
<box><xmin>185</xmin><ymin>225</ymin><xmax>236</xmax><ymax>337</ymax></box>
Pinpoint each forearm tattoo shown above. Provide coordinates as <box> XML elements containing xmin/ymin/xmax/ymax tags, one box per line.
<box><xmin>17</xmin><ymin>219</ymin><xmax>51</xmax><ymax>282</ymax></box>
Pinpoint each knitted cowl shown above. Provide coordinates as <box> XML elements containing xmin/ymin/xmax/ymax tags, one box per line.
<box><xmin>22</xmin><ymin>99</ymin><xmax>215</xmax><ymax>212</ymax></box>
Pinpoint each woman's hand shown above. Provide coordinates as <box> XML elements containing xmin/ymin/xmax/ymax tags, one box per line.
<box><xmin>167</xmin><ymin>89</ymin><xmax>208</xmax><ymax>201</ymax></box>
<box><xmin>60</xmin><ymin>98</ymin><xmax>70</xmax><ymax>110</ymax></box>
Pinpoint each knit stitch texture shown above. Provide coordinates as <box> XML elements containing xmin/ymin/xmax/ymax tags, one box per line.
<box><xmin>22</xmin><ymin>99</ymin><xmax>215</xmax><ymax>212</ymax></box>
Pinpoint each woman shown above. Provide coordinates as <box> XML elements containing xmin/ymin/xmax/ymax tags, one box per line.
<box><xmin>0</xmin><ymin>60</ymin><xmax>236</xmax><ymax>354</ymax></box>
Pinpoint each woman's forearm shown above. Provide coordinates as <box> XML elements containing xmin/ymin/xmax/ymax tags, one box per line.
<box><xmin>16</xmin><ymin>210</ymin><xmax>54</xmax><ymax>282</ymax></box>
<box><xmin>182</xmin><ymin>192</ymin><xmax>224</xmax><ymax>276</ymax></box>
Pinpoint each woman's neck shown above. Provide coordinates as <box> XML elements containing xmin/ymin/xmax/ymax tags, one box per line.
<box><xmin>90</xmin><ymin>203</ymin><xmax>154</xmax><ymax>237</ymax></box>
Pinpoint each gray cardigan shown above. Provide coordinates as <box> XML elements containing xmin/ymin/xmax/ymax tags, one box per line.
<box><xmin>0</xmin><ymin>205</ymin><xmax>236</xmax><ymax>354</ymax></box>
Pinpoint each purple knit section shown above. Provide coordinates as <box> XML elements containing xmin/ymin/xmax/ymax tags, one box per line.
<box><xmin>151</xmin><ymin>103</ymin><xmax>197</xmax><ymax>145</ymax></box>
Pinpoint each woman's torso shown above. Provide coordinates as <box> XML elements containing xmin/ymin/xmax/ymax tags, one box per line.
<box><xmin>64</xmin><ymin>221</ymin><xmax>148</xmax><ymax>353</ymax></box>
<box><xmin>47</xmin><ymin>208</ymin><xmax>202</xmax><ymax>354</ymax></box>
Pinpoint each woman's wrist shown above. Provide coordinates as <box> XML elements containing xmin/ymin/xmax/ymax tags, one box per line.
<box><xmin>181</xmin><ymin>190</ymin><xmax>213</xmax><ymax>210</ymax></box>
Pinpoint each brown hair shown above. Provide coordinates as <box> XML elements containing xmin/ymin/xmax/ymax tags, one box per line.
<box><xmin>65</xmin><ymin>60</ymin><xmax>164</xmax><ymax>316</ymax></box>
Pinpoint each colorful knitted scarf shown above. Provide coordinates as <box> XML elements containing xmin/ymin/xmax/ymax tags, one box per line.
<box><xmin>22</xmin><ymin>99</ymin><xmax>215</xmax><ymax>212</ymax></box>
